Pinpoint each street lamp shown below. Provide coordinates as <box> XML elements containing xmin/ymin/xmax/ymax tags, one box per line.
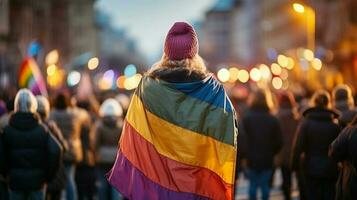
<box><xmin>293</xmin><ymin>3</ymin><xmax>316</xmax><ymax>51</ymax></box>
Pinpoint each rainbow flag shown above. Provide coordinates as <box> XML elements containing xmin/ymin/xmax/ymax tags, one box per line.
<box><xmin>18</xmin><ymin>57</ymin><xmax>48</xmax><ymax>96</ymax></box>
<box><xmin>107</xmin><ymin>75</ymin><xmax>238</xmax><ymax>200</ymax></box>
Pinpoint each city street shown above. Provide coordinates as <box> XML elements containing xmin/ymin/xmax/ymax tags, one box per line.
<box><xmin>235</xmin><ymin>170</ymin><xmax>300</xmax><ymax>200</ymax></box>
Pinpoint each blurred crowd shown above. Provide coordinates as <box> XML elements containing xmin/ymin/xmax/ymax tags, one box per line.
<box><xmin>236</xmin><ymin>84</ymin><xmax>357</xmax><ymax>200</ymax></box>
<box><xmin>0</xmin><ymin>89</ymin><xmax>130</xmax><ymax>200</ymax></box>
<box><xmin>1</xmin><ymin>83</ymin><xmax>357</xmax><ymax>200</ymax></box>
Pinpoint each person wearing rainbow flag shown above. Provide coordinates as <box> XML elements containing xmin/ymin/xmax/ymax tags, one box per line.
<box><xmin>107</xmin><ymin>22</ymin><xmax>238</xmax><ymax>200</ymax></box>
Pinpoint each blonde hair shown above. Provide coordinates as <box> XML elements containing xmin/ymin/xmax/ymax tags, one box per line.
<box><xmin>148</xmin><ymin>54</ymin><xmax>207</xmax><ymax>74</ymax></box>
<box><xmin>14</xmin><ymin>89</ymin><xmax>38</xmax><ymax>113</ymax></box>
<box><xmin>36</xmin><ymin>95</ymin><xmax>50</xmax><ymax>119</ymax></box>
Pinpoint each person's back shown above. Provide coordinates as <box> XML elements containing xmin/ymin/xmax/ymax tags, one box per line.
<box><xmin>300</xmin><ymin>107</ymin><xmax>340</xmax><ymax>178</ymax></box>
<box><xmin>3</xmin><ymin>112</ymin><xmax>49</xmax><ymax>190</ymax></box>
<box><xmin>330</xmin><ymin>117</ymin><xmax>357</xmax><ymax>200</ymax></box>
<box><xmin>292</xmin><ymin>90</ymin><xmax>340</xmax><ymax>200</ymax></box>
<box><xmin>0</xmin><ymin>89</ymin><xmax>60</xmax><ymax>200</ymax></box>
<box><xmin>240</xmin><ymin>90</ymin><xmax>283</xmax><ymax>200</ymax></box>
<box><xmin>243</xmin><ymin>108</ymin><xmax>283</xmax><ymax>170</ymax></box>
<box><xmin>50</xmin><ymin>107</ymin><xmax>82</xmax><ymax>163</ymax></box>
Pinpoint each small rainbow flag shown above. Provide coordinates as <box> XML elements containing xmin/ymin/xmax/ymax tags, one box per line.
<box><xmin>107</xmin><ymin>75</ymin><xmax>238</xmax><ymax>200</ymax></box>
<box><xmin>18</xmin><ymin>57</ymin><xmax>48</xmax><ymax>96</ymax></box>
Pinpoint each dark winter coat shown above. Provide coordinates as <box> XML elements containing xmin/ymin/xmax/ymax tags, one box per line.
<box><xmin>44</xmin><ymin>120</ymin><xmax>68</xmax><ymax>192</ymax></box>
<box><xmin>239</xmin><ymin>107</ymin><xmax>283</xmax><ymax>170</ymax></box>
<box><xmin>292</xmin><ymin>107</ymin><xmax>340</xmax><ymax>179</ymax></box>
<box><xmin>0</xmin><ymin>112</ymin><xmax>61</xmax><ymax>191</ymax></box>
<box><xmin>276</xmin><ymin>108</ymin><xmax>299</xmax><ymax>166</ymax></box>
<box><xmin>335</xmin><ymin>102</ymin><xmax>357</xmax><ymax>128</ymax></box>
<box><xmin>49</xmin><ymin>108</ymin><xmax>83</xmax><ymax>163</ymax></box>
<box><xmin>95</xmin><ymin>116</ymin><xmax>123</xmax><ymax>165</ymax></box>
<box><xmin>330</xmin><ymin>125</ymin><xmax>357</xmax><ymax>200</ymax></box>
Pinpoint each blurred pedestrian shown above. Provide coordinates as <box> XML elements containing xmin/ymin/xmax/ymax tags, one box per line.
<box><xmin>292</xmin><ymin>90</ymin><xmax>340</xmax><ymax>200</ymax></box>
<box><xmin>239</xmin><ymin>89</ymin><xmax>283</xmax><ymax>200</ymax></box>
<box><xmin>95</xmin><ymin>98</ymin><xmax>123</xmax><ymax>200</ymax></box>
<box><xmin>0</xmin><ymin>89</ymin><xmax>61</xmax><ymax>200</ymax></box>
<box><xmin>330</xmin><ymin>116</ymin><xmax>357</xmax><ymax>200</ymax></box>
<box><xmin>74</xmin><ymin>100</ymin><xmax>97</xmax><ymax>200</ymax></box>
<box><xmin>276</xmin><ymin>92</ymin><xmax>299</xmax><ymax>200</ymax></box>
<box><xmin>332</xmin><ymin>84</ymin><xmax>357</xmax><ymax>127</ymax></box>
<box><xmin>49</xmin><ymin>93</ymin><xmax>83</xmax><ymax>200</ymax></box>
<box><xmin>36</xmin><ymin>96</ymin><xmax>68</xmax><ymax>200</ymax></box>
<box><xmin>0</xmin><ymin>98</ymin><xmax>14</xmax><ymax>131</ymax></box>
<box><xmin>115</xmin><ymin>94</ymin><xmax>130</xmax><ymax>117</ymax></box>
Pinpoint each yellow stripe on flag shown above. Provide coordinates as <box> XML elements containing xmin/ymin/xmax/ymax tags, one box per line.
<box><xmin>126</xmin><ymin>94</ymin><xmax>237</xmax><ymax>184</ymax></box>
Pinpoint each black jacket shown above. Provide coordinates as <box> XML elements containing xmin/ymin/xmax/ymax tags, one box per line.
<box><xmin>239</xmin><ymin>107</ymin><xmax>283</xmax><ymax>170</ymax></box>
<box><xmin>0</xmin><ymin>112</ymin><xmax>61</xmax><ymax>191</ymax></box>
<box><xmin>330</xmin><ymin>125</ymin><xmax>357</xmax><ymax>200</ymax></box>
<box><xmin>292</xmin><ymin>107</ymin><xmax>340</xmax><ymax>179</ymax></box>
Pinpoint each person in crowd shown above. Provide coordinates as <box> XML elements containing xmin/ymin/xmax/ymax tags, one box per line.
<box><xmin>0</xmin><ymin>99</ymin><xmax>9</xmax><ymax>200</ymax></box>
<box><xmin>239</xmin><ymin>89</ymin><xmax>283</xmax><ymax>200</ymax></box>
<box><xmin>332</xmin><ymin>84</ymin><xmax>357</xmax><ymax>127</ymax></box>
<box><xmin>115</xmin><ymin>94</ymin><xmax>130</xmax><ymax>117</ymax></box>
<box><xmin>0</xmin><ymin>89</ymin><xmax>61</xmax><ymax>200</ymax></box>
<box><xmin>330</xmin><ymin>115</ymin><xmax>357</xmax><ymax>200</ymax></box>
<box><xmin>74</xmin><ymin>100</ymin><xmax>97</xmax><ymax>200</ymax></box>
<box><xmin>36</xmin><ymin>96</ymin><xmax>68</xmax><ymax>200</ymax></box>
<box><xmin>95</xmin><ymin>98</ymin><xmax>123</xmax><ymax>200</ymax></box>
<box><xmin>49</xmin><ymin>92</ymin><xmax>83</xmax><ymax>200</ymax></box>
<box><xmin>276</xmin><ymin>92</ymin><xmax>299</xmax><ymax>200</ymax></box>
<box><xmin>292</xmin><ymin>90</ymin><xmax>340</xmax><ymax>200</ymax></box>
<box><xmin>0</xmin><ymin>98</ymin><xmax>14</xmax><ymax>131</ymax></box>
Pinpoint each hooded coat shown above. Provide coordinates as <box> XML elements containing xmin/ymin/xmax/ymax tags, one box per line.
<box><xmin>292</xmin><ymin>107</ymin><xmax>340</xmax><ymax>179</ymax></box>
<box><xmin>0</xmin><ymin>112</ymin><xmax>61</xmax><ymax>191</ymax></box>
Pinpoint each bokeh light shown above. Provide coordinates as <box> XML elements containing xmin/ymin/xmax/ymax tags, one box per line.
<box><xmin>250</xmin><ymin>68</ymin><xmax>261</xmax><ymax>82</ymax></box>
<box><xmin>88</xmin><ymin>57</ymin><xmax>99</xmax><ymax>70</ymax></box>
<box><xmin>303</xmin><ymin>49</ymin><xmax>314</xmax><ymax>61</ymax></box>
<box><xmin>67</xmin><ymin>71</ymin><xmax>81</xmax><ymax>87</ymax></box>
<box><xmin>238</xmin><ymin>69</ymin><xmax>249</xmax><ymax>83</ymax></box>
<box><xmin>272</xmin><ymin>77</ymin><xmax>283</xmax><ymax>89</ymax></box>
<box><xmin>277</xmin><ymin>55</ymin><xmax>288</xmax><ymax>68</ymax></box>
<box><xmin>228</xmin><ymin>67</ymin><xmax>239</xmax><ymax>82</ymax></box>
<box><xmin>293</xmin><ymin>3</ymin><xmax>305</xmax><ymax>13</ymax></box>
<box><xmin>47</xmin><ymin>64</ymin><xmax>57</xmax><ymax>76</ymax></box>
<box><xmin>259</xmin><ymin>64</ymin><xmax>271</xmax><ymax>79</ymax></box>
<box><xmin>217</xmin><ymin>68</ymin><xmax>230</xmax><ymax>83</ymax></box>
<box><xmin>280</xmin><ymin>69</ymin><xmax>289</xmax><ymax>80</ymax></box>
<box><xmin>271</xmin><ymin>63</ymin><xmax>282</xmax><ymax>75</ymax></box>
<box><xmin>311</xmin><ymin>58</ymin><xmax>322</xmax><ymax>70</ymax></box>
<box><xmin>45</xmin><ymin>50</ymin><xmax>59</xmax><ymax>66</ymax></box>
<box><xmin>286</xmin><ymin>57</ymin><xmax>295</xmax><ymax>70</ymax></box>
<box><xmin>116</xmin><ymin>75</ymin><xmax>126</xmax><ymax>89</ymax></box>
<box><xmin>103</xmin><ymin>69</ymin><xmax>115</xmax><ymax>81</ymax></box>
<box><xmin>124</xmin><ymin>64</ymin><xmax>137</xmax><ymax>77</ymax></box>
<box><xmin>124</xmin><ymin>74</ymin><xmax>142</xmax><ymax>90</ymax></box>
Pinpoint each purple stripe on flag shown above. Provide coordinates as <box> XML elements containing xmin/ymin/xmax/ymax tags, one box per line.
<box><xmin>107</xmin><ymin>151</ymin><xmax>210</xmax><ymax>200</ymax></box>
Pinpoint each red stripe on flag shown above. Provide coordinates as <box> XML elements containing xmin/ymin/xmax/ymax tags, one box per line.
<box><xmin>120</xmin><ymin>121</ymin><xmax>234</xmax><ymax>200</ymax></box>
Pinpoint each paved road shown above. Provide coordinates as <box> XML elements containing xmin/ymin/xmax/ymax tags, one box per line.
<box><xmin>235</xmin><ymin>169</ymin><xmax>300</xmax><ymax>200</ymax></box>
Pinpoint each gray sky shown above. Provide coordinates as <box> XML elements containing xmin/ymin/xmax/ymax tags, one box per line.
<box><xmin>95</xmin><ymin>0</ymin><xmax>215</xmax><ymax>63</ymax></box>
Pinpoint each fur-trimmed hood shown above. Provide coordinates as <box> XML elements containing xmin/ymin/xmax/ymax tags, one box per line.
<box><xmin>147</xmin><ymin>66</ymin><xmax>208</xmax><ymax>83</ymax></box>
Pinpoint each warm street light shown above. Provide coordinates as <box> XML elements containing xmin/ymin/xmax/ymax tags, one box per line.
<box><xmin>293</xmin><ymin>3</ymin><xmax>305</xmax><ymax>13</ymax></box>
<box><xmin>293</xmin><ymin>2</ymin><xmax>315</xmax><ymax>51</ymax></box>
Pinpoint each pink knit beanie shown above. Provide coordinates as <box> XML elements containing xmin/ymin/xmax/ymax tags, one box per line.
<box><xmin>164</xmin><ymin>22</ymin><xmax>199</xmax><ymax>60</ymax></box>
